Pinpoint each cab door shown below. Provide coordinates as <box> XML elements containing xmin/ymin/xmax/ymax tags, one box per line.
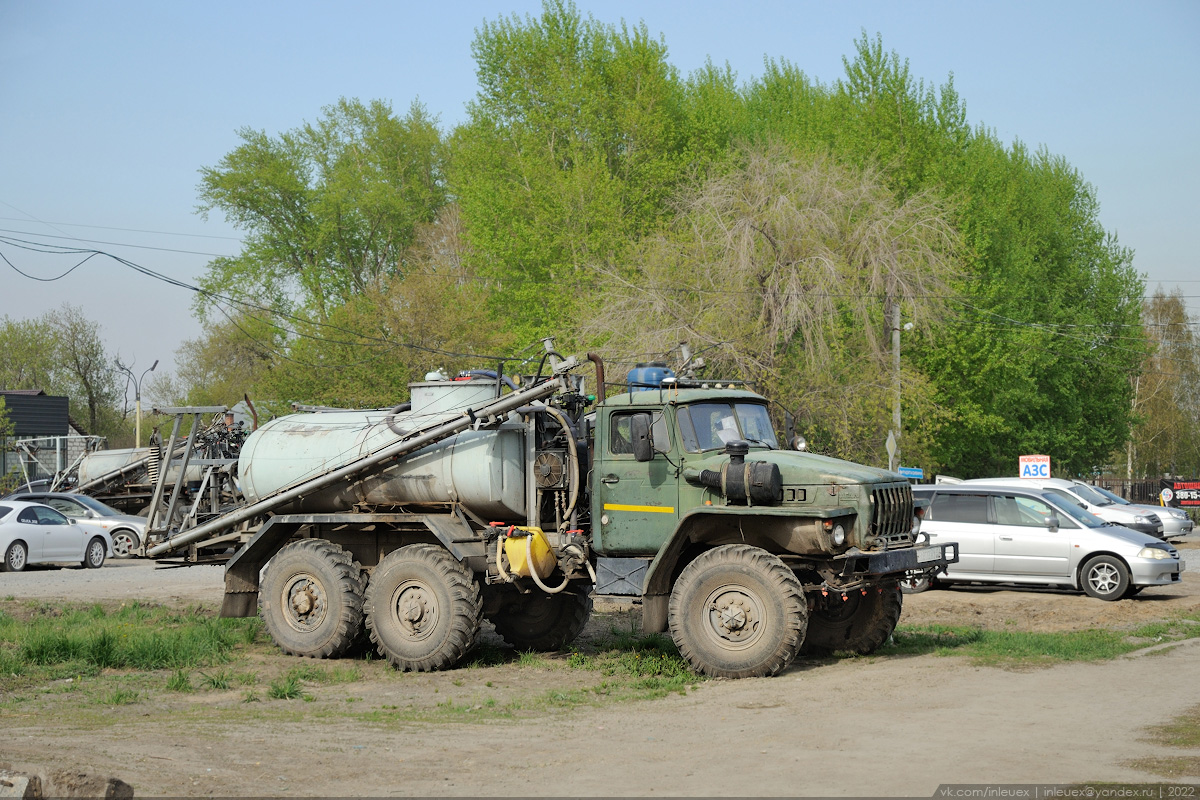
<box><xmin>593</xmin><ymin>408</ymin><xmax>679</xmax><ymax>556</ymax></box>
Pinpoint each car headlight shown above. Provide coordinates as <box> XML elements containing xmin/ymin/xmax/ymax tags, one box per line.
<box><xmin>1137</xmin><ymin>547</ymin><xmax>1173</xmax><ymax>560</ymax></box>
<box><xmin>1133</xmin><ymin>516</ymin><xmax>1150</xmax><ymax>525</ymax></box>
<box><xmin>1169</xmin><ymin>508</ymin><xmax>1188</xmax><ymax>520</ymax></box>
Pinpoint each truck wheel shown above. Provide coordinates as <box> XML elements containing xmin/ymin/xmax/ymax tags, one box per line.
<box><xmin>801</xmin><ymin>584</ymin><xmax>902</xmax><ymax>656</ymax></box>
<box><xmin>365</xmin><ymin>544</ymin><xmax>482</xmax><ymax>672</ymax></box>
<box><xmin>261</xmin><ymin>539</ymin><xmax>366</xmax><ymax>659</ymax></box>
<box><xmin>488</xmin><ymin>590</ymin><xmax>592</xmax><ymax>651</ymax></box>
<box><xmin>668</xmin><ymin>545</ymin><xmax>807</xmax><ymax>679</ymax></box>
<box><xmin>1080</xmin><ymin>555</ymin><xmax>1130</xmax><ymax>601</ymax></box>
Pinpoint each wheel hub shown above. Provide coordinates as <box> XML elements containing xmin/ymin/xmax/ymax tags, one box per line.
<box><xmin>1090</xmin><ymin>565</ymin><xmax>1119</xmax><ymax>593</ymax></box>
<box><xmin>282</xmin><ymin>573</ymin><xmax>326</xmax><ymax>632</ymax></box>
<box><xmin>704</xmin><ymin>585</ymin><xmax>764</xmax><ymax>649</ymax></box>
<box><xmin>392</xmin><ymin>580</ymin><xmax>439</xmax><ymax>641</ymax></box>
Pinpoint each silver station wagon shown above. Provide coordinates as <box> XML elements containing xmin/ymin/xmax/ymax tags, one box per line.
<box><xmin>910</xmin><ymin>484</ymin><xmax>1185</xmax><ymax>601</ymax></box>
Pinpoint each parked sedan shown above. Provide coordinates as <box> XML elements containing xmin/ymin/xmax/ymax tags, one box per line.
<box><xmin>0</xmin><ymin>501</ymin><xmax>112</xmax><ymax>571</ymax></box>
<box><xmin>5</xmin><ymin>492</ymin><xmax>148</xmax><ymax>558</ymax></box>
<box><xmin>910</xmin><ymin>485</ymin><xmax>1184</xmax><ymax>600</ymax></box>
<box><xmin>1085</xmin><ymin>483</ymin><xmax>1194</xmax><ymax>541</ymax></box>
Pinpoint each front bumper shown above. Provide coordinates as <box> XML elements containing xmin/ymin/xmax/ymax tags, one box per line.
<box><xmin>1128</xmin><ymin>521</ymin><xmax>1166</xmax><ymax>537</ymax></box>
<box><xmin>1130</xmin><ymin>556</ymin><xmax>1186</xmax><ymax>587</ymax></box>
<box><xmin>834</xmin><ymin>542</ymin><xmax>958</xmax><ymax>579</ymax></box>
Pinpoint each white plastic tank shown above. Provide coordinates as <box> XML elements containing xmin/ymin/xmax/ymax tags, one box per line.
<box><xmin>238</xmin><ymin>379</ymin><xmax>528</xmax><ymax>519</ymax></box>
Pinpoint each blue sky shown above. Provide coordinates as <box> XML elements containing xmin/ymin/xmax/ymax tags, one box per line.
<box><xmin>1</xmin><ymin>0</ymin><xmax>1197</xmax><ymax>377</ymax></box>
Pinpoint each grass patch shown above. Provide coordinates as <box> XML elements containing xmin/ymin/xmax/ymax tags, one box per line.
<box><xmin>199</xmin><ymin>669</ymin><xmax>232</xmax><ymax>690</ymax></box>
<box><xmin>877</xmin><ymin>612</ymin><xmax>1200</xmax><ymax>666</ymax></box>
<box><xmin>1125</xmin><ymin>756</ymin><xmax>1200</xmax><ymax>779</ymax></box>
<box><xmin>97</xmin><ymin>688</ymin><xmax>140</xmax><ymax>706</ymax></box>
<box><xmin>267</xmin><ymin>676</ymin><xmax>307</xmax><ymax>700</ymax></box>
<box><xmin>166</xmin><ymin>669</ymin><xmax>193</xmax><ymax>692</ymax></box>
<box><xmin>0</xmin><ymin>602</ymin><xmax>257</xmax><ymax>686</ymax></box>
<box><xmin>1145</xmin><ymin>704</ymin><xmax>1200</xmax><ymax>748</ymax></box>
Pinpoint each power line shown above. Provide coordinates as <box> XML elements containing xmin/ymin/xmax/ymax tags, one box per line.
<box><xmin>0</xmin><ymin>216</ymin><xmax>243</xmax><ymax>241</ymax></box>
<box><xmin>0</xmin><ymin>228</ymin><xmax>233</xmax><ymax>258</ymax></box>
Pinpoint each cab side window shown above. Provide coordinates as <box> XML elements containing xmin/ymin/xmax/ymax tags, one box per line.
<box><xmin>929</xmin><ymin>493</ymin><xmax>989</xmax><ymax>524</ymax></box>
<box><xmin>609</xmin><ymin>414</ymin><xmax>634</xmax><ymax>455</ymax></box>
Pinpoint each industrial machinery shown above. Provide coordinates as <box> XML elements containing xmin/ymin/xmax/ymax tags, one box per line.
<box><xmin>146</xmin><ymin>340</ymin><xmax>956</xmax><ymax>678</ymax></box>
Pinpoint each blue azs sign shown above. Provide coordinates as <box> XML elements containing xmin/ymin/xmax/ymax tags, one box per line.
<box><xmin>1019</xmin><ymin>455</ymin><xmax>1051</xmax><ymax>478</ymax></box>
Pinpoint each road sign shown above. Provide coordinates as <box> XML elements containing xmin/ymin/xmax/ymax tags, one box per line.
<box><xmin>1019</xmin><ymin>454</ymin><xmax>1051</xmax><ymax>479</ymax></box>
<box><xmin>886</xmin><ymin>430</ymin><xmax>897</xmax><ymax>470</ymax></box>
<box><xmin>898</xmin><ymin>466</ymin><xmax>924</xmax><ymax>480</ymax></box>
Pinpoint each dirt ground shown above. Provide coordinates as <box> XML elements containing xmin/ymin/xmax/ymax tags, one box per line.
<box><xmin>2</xmin><ymin>545</ymin><xmax>1199</xmax><ymax>797</ymax></box>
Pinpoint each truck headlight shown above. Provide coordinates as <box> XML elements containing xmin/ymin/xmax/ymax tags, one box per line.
<box><xmin>1137</xmin><ymin>547</ymin><xmax>1172</xmax><ymax>560</ymax></box>
<box><xmin>831</xmin><ymin>524</ymin><xmax>846</xmax><ymax>546</ymax></box>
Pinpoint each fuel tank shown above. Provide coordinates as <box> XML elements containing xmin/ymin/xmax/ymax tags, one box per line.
<box><xmin>237</xmin><ymin>379</ymin><xmax>528</xmax><ymax>519</ymax></box>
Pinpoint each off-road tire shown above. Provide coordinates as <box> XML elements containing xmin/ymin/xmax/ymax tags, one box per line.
<box><xmin>3</xmin><ymin>541</ymin><xmax>28</xmax><ymax>573</ymax></box>
<box><xmin>1080</xmin><ymin>555</ymin><xmax>1130</xmax><ymax>601</ymax></box>
<box><xmin>365</xmin><ymin>544</ymin><xmax>482</xmax><ymax>672</ymax></box>
<box><xmin>668</xmin><ymin>544</ymin><xmax>807</xmax><ymax>679</ymax></box>
<box><xmin>261</xmin><ymin>539</ymin><xmax>367</xmax><ymax>658</ymax></box>
<box><xmin>801</xmin><ymin>584</ymin><xmax>903</xmax><ymax>656</ymax></box>
<box><xmin>83</xmin><ymin>537</ymin><xmax>107</xmax><ymax>569</ymax></box>
<box><xmin>110</xmin><ymin>529</ymin><xmax>140</xmax><ymax>559</ymax></box>
<box><xmin>488</xmin><ymin>590</ymin><xmax>592</xmax><ymax>651</ymax></box>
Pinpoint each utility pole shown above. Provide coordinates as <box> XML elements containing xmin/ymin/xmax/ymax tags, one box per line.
<box><xmin>891</xmin><ymin>299</ymin><xmax>901</xmax><ymax>472</ymax></box>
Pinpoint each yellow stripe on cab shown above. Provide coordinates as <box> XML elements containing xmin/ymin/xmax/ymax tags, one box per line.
<box><xmin>603</xmin><ymin>503</ymin><xmax>676</xmax><ymax>514</ymax></box>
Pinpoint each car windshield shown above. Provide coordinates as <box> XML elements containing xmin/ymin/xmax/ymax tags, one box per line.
<box><xmin>677</xmin><ymin>402</ymin><xmax>778</xmax><ymax>452</ymax></box>
<box><xmin>1070</xmin><ymin>482</ymin><xmax>1112</xmax><ymax>506</ymax></box>
<box><xmin>71</xmin><ymin>495</ymin><xmax>120</xmax><ymax>516</ymax></box>
<box><xmin>1090</xmin><ymin>484</ymin><xmax>1131</xmax><ymax>506</ymax></box>
<box><xmin>1047</xmin><ymin>495</ymin><xmax>1108</xmax><ymax>527</ymax></box>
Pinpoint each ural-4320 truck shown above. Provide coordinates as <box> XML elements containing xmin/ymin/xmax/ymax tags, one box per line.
<box><xmin>145</xmin><ymin>342</ymin><xmax>956</xmax><ymax>678</ymax></box>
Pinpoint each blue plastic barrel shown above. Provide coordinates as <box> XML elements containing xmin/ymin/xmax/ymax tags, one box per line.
<box><xmin>626</xmin><ymin>362</ymin><xmax>675</xmax><ymax>391</ymax></box>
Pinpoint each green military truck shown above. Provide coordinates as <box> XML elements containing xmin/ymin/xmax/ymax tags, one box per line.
<box><xmin>147</xmin><ymin>344</ymin><xmax>955</xmax><ymax>678</ymax></box>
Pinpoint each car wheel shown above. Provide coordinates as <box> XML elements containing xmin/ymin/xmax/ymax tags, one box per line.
<box><xmin>900</xmin><ymin>572</ymin><xmax>932</xmax><ymax>594</ymax></box>
<box><xmin>110</xmin><ymin>529</ymin><xmax>140</xmax><ymax>558</ymax></box>
<box><xmin>3</xmin><ymin>541</ymin><xmax>28</xmax><ymax>572</ymax></box>
<box><xmin>1080</xmin><ymin>555</ymin><xmax>1129</xmax><ymax>601</ymax></box>
<box><xmin>84</xmin><ymin>537</ymin><xmax>107</xmax><ymax>569</ymax></box>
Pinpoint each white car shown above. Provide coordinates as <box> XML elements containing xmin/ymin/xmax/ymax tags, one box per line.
<box><xmin>1084</xmin><ymin>483</ymin><xmax>1194</xmax><ymax>541</ymax></box>
<box><xmin>910</xmin><ymin>485</ymin><xmax>1184</xmax><ymax>600</ymax></box>
<box><xmin>0</xmin><ymin>500</ymin><xmax>112</xmax><ymax>571</ymax></box>
<box><xmin>6</xmin><ymin>492</ymin><xmax>149</xmax><ymax>558</ymax></box>
<box><xmin>961</xmin><ymin>477</ymin><xmax>1164</xmax><ymax>538</ymax></box>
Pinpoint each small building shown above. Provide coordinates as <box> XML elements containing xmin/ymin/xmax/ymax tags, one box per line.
<box><xmin>0</xmin><ymin>389</ymin><xmax>87</xmax><ymax>481</ymax></box>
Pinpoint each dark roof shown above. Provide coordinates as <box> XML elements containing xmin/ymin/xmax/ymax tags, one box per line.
<box><xmin>0</xmin><ymin>389</ymin><xmax>47</xmax><ymax>397</ymax></box>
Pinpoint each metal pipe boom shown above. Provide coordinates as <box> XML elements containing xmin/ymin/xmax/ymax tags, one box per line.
<box><xmin>146</xmin><ymin>376</ymin><xmax>567</xmax><ymax>557</ymax></box>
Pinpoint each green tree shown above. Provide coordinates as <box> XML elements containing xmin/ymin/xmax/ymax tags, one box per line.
<box><xmin>0</xmin><ymin>305</ymin><xmax>125</xmax><ymax>439</ymax></box>
<box><xmin>197</xmin><ymin>97</ymin><xmax>447</xmax><ymax>321</ymax></box>
<box><xmin>584</xmin><ymin>142</ymin><xmax>964</xmax><ymax>466</ymax></box>
<box><xmin>452</xmin><ymin>0</ymin><xmax>689</xmax><ymax>345</ymax></box>
<box><xmin>1125</xmin><ymin>289</ymin><xmax>1200</xmax><ymax>478</ymax></box>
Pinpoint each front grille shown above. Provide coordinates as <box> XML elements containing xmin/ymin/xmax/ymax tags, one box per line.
<box><xmin>870</xmin><ymin>482</ymin><xmax>915</xmax><ymax>548</ymax></box>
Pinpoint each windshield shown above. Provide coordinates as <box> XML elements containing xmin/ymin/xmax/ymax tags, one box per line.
<box><xmin>1047</xmin><ymin>495</ymin><xmax>1108</xmax><ymax>527</ymax></box>
<box><xmin>1089</xmin><ymin>484</ymin><xmax>1131</xmax><ymax>506</ymax></box>
<box><xmin>677</xmin><ymin>402</ymin><xmax>779</xmax><ymax>452</ymax></box>
<box><xmin>1070</xmin><ymin>482</ymin><xmax>1112</xmax><ymax>506</ymax></box>
<box><xmin>72</xmin><ymin>495</ymin><xmax>120</xmax><ymax>516</ymax></box>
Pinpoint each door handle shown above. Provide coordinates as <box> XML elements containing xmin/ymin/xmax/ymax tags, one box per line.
<box><xmin>601</xmin><ymin>475</ymin><xmax>620</xmax><ymax>484</ymax></box>
<box><xmin>999</xmin><ymin>536</ymin><xmax>1013</xmax><ymax>541</ymax></box>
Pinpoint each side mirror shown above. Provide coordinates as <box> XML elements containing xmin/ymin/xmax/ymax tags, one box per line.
<box><xmin>631</xmin><ymin>413</ymin><xmax>653</xmax><ymax>463</ymax></box>
<box><xmin>1044</xmin><ymin>515</ymin><xmax>1060</xmax><ymax>532</ymax></box>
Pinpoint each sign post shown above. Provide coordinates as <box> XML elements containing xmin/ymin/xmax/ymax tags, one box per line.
<box><xmin>1018</xmin><ymin>455</ymin><xmax>1051</xmax><ymax>479</ymax></box>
